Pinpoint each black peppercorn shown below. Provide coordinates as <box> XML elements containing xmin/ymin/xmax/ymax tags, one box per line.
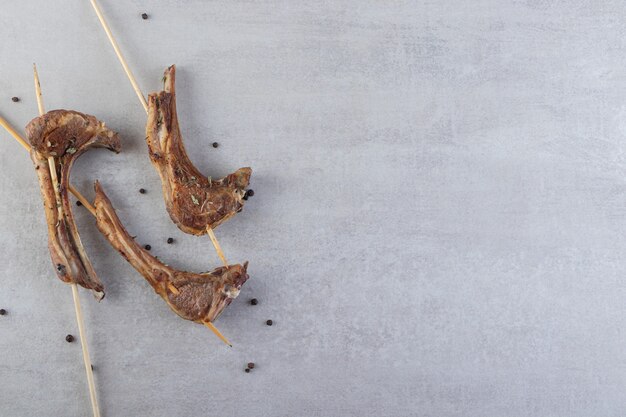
<box><xmin>139</xmin><ymin>188</ymin><xmax>146</xmax><ymax>194</ymax></box>
<box><xmin>141</xmin><ymin>13</ymin><xmax>148</xmax><ymax>20</ymax></box>
<box><xmin>66</xmin><ymin>334</ymin><xmax>74</xmax><ymax>343</ymax></box>
<box><xmin>167</xmin><ymin>237</ymin><xmax>174</xmax><ymax>244</ymax></box>
<box><xmin>76</xmin><ymin>200</ymin><xmax>83</xmax><ymax>207</ymax></box>
<box><xmin>250</xmin><ymin>298</ymin><xmax>258</xmax><ymax>305</ymax></box>
<box><xmin>246</xmin><ymin>189</ymin><xmax>254</xmax><ymax>197</ymax></box>
<box><xmin>0</xmin><ymin>309</ymin><xmax>6</xmax><ymax>316</ymax></box>
<box><xmin>243</xmin><ymin>195</ymin><xmax>248</xmax><ymax>201</ymax></box>
<box><xmin>212</xmin><ymin>142</ymin><xmax>219</xmax><ymax>148</ymax></box>
<box><xmin>144</xmin><ymin>244</ymin><xmax>151</xmax><ymax>251</ymax></box>
<box><xmin>266</xmin><ymin>320</ymin><xmax>273</xmax><ymax>326</ymax></box>
<box><xmin>247</xmin><ymin>362</ymin><xmax>255</xmax><ymax>369</ymax></box>
<box><xmin>11</xmin><ymin>97</ymin><xmax>19</xmax><ymax>102</ymax></box>
<box><xmin>244</xmin><ymin>368</ymin><xmax>250</xmax><ymax>373</ymax></box>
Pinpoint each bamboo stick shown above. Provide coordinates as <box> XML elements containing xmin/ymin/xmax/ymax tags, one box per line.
<box><xmin>33</xmin><ymin>64</ymin><xmax>45</xmax><ymax>116</ymax></box>
<box><xmin>71</xmin><ymin>284</ymin><xmax>101</xmax><ymax>417</ymax></box>
<box><xmin>204</xmin><ymin>321</ymin><xmax>232</xmax><ymax>347</ymax></box>
<box><xmin>34</xmin><ymin>64</ymin><xmax>101</xmax><ymax>417</ymax></box>
<box><xmin>206</xmin><ymin>226</ymin><xmax>229</xmax><ymax>268</ymax></box>
<box><xmin>88</xmin><ymin>0</ymin><xmax>148</xmax><ymax>112</ymax></box>
<box><xmin>0</xmin><ymin>116</ymin><xmax>29</xmax><ymax>150</ymax></box>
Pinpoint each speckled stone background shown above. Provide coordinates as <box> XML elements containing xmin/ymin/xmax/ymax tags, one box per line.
<box><xmin>1</xmin><ymin>1</ymin><xmax>626</xmax><ymax>416</ymax></box>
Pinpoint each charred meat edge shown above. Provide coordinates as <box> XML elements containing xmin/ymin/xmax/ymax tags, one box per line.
<box><xmin>94</xmin><ymin>181</ymin><xmax>249</xmax><ymax>323</ymax></box>
<box><xmin>26</xmin><ymin>110</ymin><xmax>121</xmax><ymax>300</ymax></box>
<box><xmin>146</xmin><ymin>65</ymin><xmax>251</xmax><ymax>236</ymax></box>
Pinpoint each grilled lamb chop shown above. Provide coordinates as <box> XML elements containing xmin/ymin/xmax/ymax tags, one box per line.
<box><xmin>146</xmin><ymin>65</ymin><xmax>252</xmax><ymax>235</ymax></box>
<box><xmin>26</xmin><ymin>110</ymin><xmax>121</xmax><ymax>300</ymax></box>
<box><xmin>94</xmin><ymin>181</ymin><xmax>249</xmax><ymax>323</ymax></box>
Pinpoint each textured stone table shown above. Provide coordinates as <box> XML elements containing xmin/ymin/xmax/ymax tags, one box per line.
<box><xmin>1</xmin><ymin>1</ymin><xmax>626</xmax><ymax>416</ymax></box>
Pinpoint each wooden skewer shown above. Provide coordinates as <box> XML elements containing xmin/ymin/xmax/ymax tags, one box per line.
<box><xmin>71</xmin><ymin>184</ymin><xmax>97</xmax><ymax>216</ymax></box>
<box><xmin>34</xmin><ymin>64</ymin><xmax>101</xmax><ymax>417</ymax></box>
<box><xmin>33</xmin><ymin>64</ymin><xmax>45</xmax><ymax>116</ymax></box>
<box><xmin>0</xmin><ymin>115</ymin><xmax>29</xmax><ymax>150</ymax></box>
<box><xmin>71</xmin><ymin>284</ymin><xmax>101</xmax><ymax>417</ymax></box>
<box><xmin>34</xmin><ymin>66</ymin><xmax>65</xmax><ymax>219</ymax></box>
<box><xmin>1</xmin><ymin>115</ymin><xmax>231</xmax><ymax>343</ymax></box>
<box><xmin>88</xmin><ymin>0</ymin><xmax>148</xmax><ymax>112</ymax></box>
<box><xmin>204</xmin><ymin>321</ymin><xmax>232</xmax><ymax>347</ymax></box>
<box><xmin>206</xmin><ymin>226</ymin><xmax>229</xmax><ymax>268</ymax></box>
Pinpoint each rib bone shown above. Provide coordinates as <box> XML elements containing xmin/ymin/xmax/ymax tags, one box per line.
<box><xmin>26</xmin><ymin>110</ymin><xmax>121</xmax><ymax>299</ymax></box>
<box><xmin>94</xmin><ymin>181</ymin><xmax>249</xmax><ymax>323</ymax></box>
<box><xmin>146</xmin><ymin>65</ymin><xmax>251</xmax><ymax>235</ymax></box>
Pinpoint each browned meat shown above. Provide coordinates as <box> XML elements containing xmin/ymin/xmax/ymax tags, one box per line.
<box><xmin>146</xmin><ymin>65</ymin><xmax>251</xmax><ymax>236</ymax></box>
<box><xmin>94</xmin><ymin>181</ymin><xmax>249</xmax><ymax>323</ymax></box>
<box><xmin>26</xmin><ymin>110</ymin><xmax>121</xmax><ymax>300</ymax></box>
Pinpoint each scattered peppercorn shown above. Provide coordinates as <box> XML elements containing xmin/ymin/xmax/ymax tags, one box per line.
<box><xmin>247</xmin><ymin>362</ymin><xmax>255</xmax><ymax>369</ymax></box>
<box><xmin>244</xmin><ymin>368</ymin><xmax>250</xmax><ymax>373</ymax></box>
<box><xmin>0</xmin><ymin>309</ymin><xmax>6</xmax><ymax>316</ymax></box>
<box><xmin>246</xmin><ymin>189</ymin><xmax>254</xmax><ymax>197</ymax></box>
<box><xmin>91</xmin><ymin>365</ymin><xmax>95</xmax><ymax>371</ymax></box>
<box><xmin>65</xmin><ymin>334</ymin><xmax>75</xmax><ymax>343</ymax></box>
<box><xmin>250</xmin><ymin>298</ymin><xmax>258</xmax><ymax>305</ymax></box>
<box><xmin>11</xmin><ymin>97</ymin><xmax>19</xmax><ymax>102</ymax></box>
<box><xmin>243</xmin><ymin>195</ymin><xmax>248</xmax><ymax>201</ymax></box>
<box><xmin>76</xmin><ymin>200</ymin><xmax>83</xmax><ymax>207</ymax></box>
<box><xmin>212</xmin><ymin>142</ymin><xmax>219</xmax><ymax>148</ymax></box>
<box><xmin>139</xmin><ymin>188</ymin><xmax>146</xmax><ymax>194</ymax></box>
<box><xmin>266</xmin><ymin>320</ymin><xmax>273</xmax><ymax>326</ymax></box>
<box><xmin>144</xmin><ymin>244</ymin><xmax>151</xmax><ymax>251</ymax></box>
<box><xmin>141</xmin><ymin>13</ymin><xmax>148</xmax><ymax>20</ymax></box>
<box><xmin>167</xmin><ymin>237</ymin><xmax>174</xmax><ymax>244</ymax></box>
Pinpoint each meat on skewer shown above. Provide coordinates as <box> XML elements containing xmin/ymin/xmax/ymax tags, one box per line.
<box><xmin>94</xmin><ymin>181</ymin><xmax>249</xmax><ymax>323</ymax></box>
<box><xmin>26</xmin><ymin>110</ymin><xmax>121</xmax><ymax>299</ymax></box>
<box><xmin>146</xmin><ymin>65</ymin><xmax>252</xmax><ymax>236</ymax></box>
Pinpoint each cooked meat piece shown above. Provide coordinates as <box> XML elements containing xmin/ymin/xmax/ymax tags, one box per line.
<box><xmin>94</xmin><ymin>181</ymin><xmax>249</xmax><ymax>323</ymax></box>
<box><xmin>146</xmin><ymin>65</ymin><xmax>251</xmax><ymax>235</ymax></box>
<box><xmin>26</xmin><ymin>110</ymin><xmax>121</xmax><ymax>300</ymax></box>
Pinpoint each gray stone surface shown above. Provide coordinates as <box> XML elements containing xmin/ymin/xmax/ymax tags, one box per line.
<box><xmin>1</xmin><ymin>0</ymin><xmax>626</xmax><ymax>416</ymax></box>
